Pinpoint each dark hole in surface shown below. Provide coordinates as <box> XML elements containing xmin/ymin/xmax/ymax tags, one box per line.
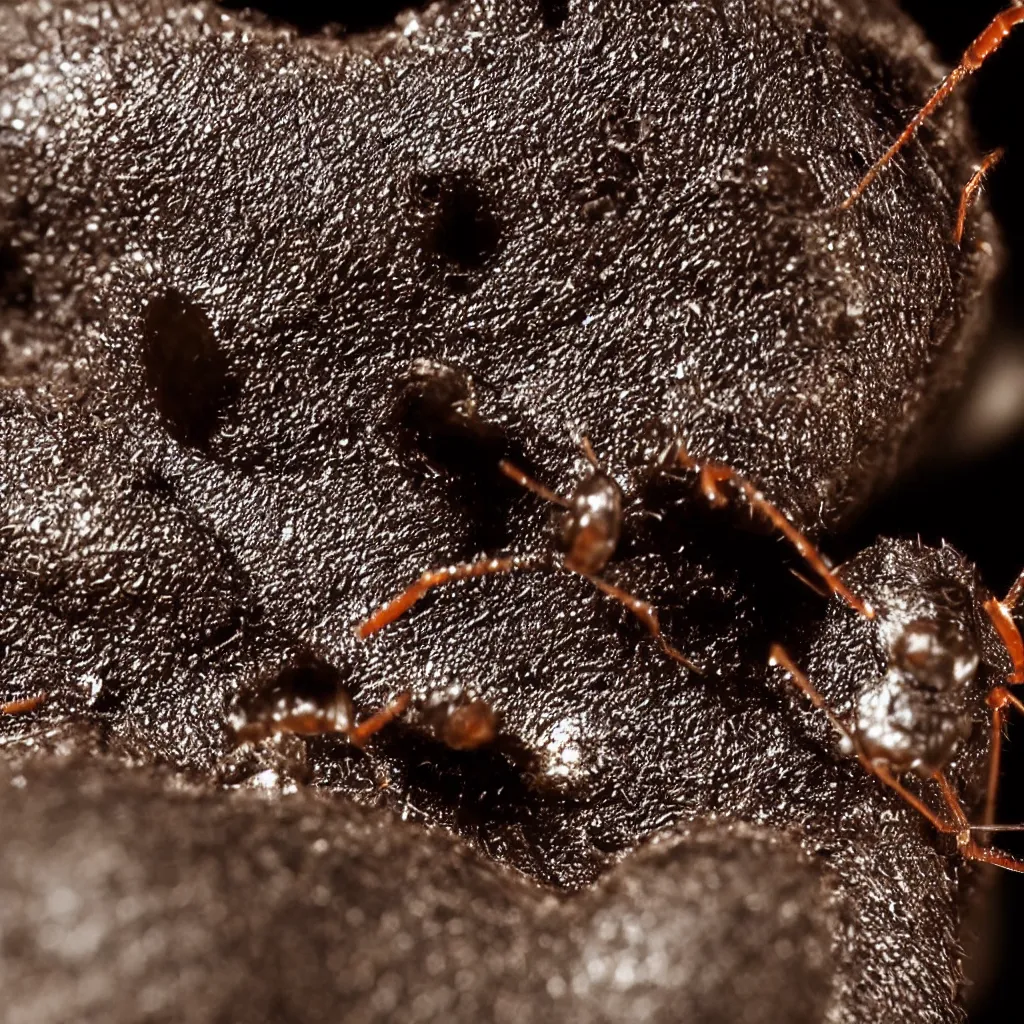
<box><xmin>0</xmin><ymin>242</ymin><xmax>34</xmax><ymax>310</ymax></box>
<box><xmin>218</xmin><ymin>0</ymin><xmax>416</xmax><ymax>35</ymax></box>
<box><xmin>141</xmin><ymin>289</ymin><xmax>239</xmax><ymax>451</ymax></box>
<box><xmin>539</xmin><ymin>0</ymin><xmax>570</xmax><ymax>29</ymax></box>
<box><xmin>411</xmin><ymin>171</ymin><xmax>502</xmax><ymax>273</ymax></box>
<box><xmin>390</xmin><ymin>357</ymin><xmax>527</xmax><ymax>548</ymax></box>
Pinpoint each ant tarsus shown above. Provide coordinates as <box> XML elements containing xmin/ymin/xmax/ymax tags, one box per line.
<box><xmin>356</xmin><ymin>439</ymin><xmax>702</xmax><ymax>673</ymax></box>
<box><xmin>953</xmin><ymin>148</ymin><xmax>1004</xmax><ymax>245</ymax></box>
<box><xmin>842</xmin><ymin>5</ymin><xmax>1024</xmax><ymax>209</ymax></box>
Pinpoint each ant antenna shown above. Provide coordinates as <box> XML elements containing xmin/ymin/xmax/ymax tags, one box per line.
<box><xmin>842</xmin><ymin>6</ymin><xmax>1024</xmax><ymax>209</ymax></box>
<box><xmin>678</xmin><ymin>446</ymin><xmax>875</xmax><ymax>618</ymax></box>
<box><xmin>770</xmin><ymin>645</ymin><xmax>1024</xmax><ymax>874</ymax></box>
<box><xmin>953</xmin><ymin>148</ymin><xmax>1004</xmax><ymax>245</ymax></box>
<box><xmin>1</xmin><ymin>692</ymin><xmax>47</xmax><ymax>716</ymax></box>
<box><xmin>347</xmin><ymin>690</ymin><xmax>412</xmax><ymax>747</ymax></box>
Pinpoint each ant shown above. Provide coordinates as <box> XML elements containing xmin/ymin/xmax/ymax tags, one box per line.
<box><xmin>355</xmin><ymin>438</ymin><xmax>702</xmax><ymax>673</ymax></box>
<box><xmin>674</xmin><ymin>444</ymin><xmax>1024</xmax><ymax>873</ymax></box>
<box><xmin>229</xmin><ymin>658</ymin><xmax>409</xmax><ymax>747</ymax></box>
<box><xmin>842</xmin><ymin>5</ymin><xmax>1023</xmax><ymax>241</ymax></box>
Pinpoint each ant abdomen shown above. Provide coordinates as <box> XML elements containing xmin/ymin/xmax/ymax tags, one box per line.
<box><xmin>229</xmin><ymin>656</ymin><xmax>409</xmax><ymax>748</ymax></box>
<box><xmin>229</xmin><ymin>657</ymin><xmax>356</xmax><ymax>743</ymax></box>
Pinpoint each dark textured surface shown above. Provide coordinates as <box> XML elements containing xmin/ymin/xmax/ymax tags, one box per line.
<box><xmin>0</xmin><ymin>0</ymin><xmax>1010</xmax><ymax>1021</ymax></box>
<box><xmin>0</xmin><ymin>754</ymin><xmax>837</xmax><ymax>1024</ymax></box>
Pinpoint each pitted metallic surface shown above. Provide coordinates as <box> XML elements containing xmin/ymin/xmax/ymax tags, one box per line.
<box><xmin>0</xmin><ymin>1</ymin><xmax>1007</xmax><ymax>1022</ymax></box>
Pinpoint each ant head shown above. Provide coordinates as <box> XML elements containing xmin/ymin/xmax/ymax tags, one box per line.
<box><xmin>229</xmin><ymin>656</ymin><xmax>355</xmax><ymax>743</ymax></box>
<box><xmin>559</xmin><ymin>466</ymin><xmax>623</xmax><ymax>576</ymax></box>
<box><xmin>822</xmin><ymin>539</ymin><xmax>991</xmax><ymax>778</ymax></box>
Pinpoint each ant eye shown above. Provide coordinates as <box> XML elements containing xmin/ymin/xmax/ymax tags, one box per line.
<box><xmin>895</xmin><ymin>619</ymin><xmax>979</xmax><ymax>691</ymax></box>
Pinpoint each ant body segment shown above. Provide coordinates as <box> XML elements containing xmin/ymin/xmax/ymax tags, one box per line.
<box><xmin>842</xmin><ymin>4</ymin><xmax>1022</xmax><ymax>236</ymax></box>
<box><xmin>1</xmin><ymin>692</ymin><xmax>47</xmax><ymax>716</ymax></box>
<box><xmin>675</xmin><ymin>445</ymin><xmax>1024</xmax><ymax>873</ymax></box>
<box><xmin>404</xmin><ymin>693</ymin><xmax>500</xmax><ymax>751</ymax></box>
<box><xmin>356</xmin><ymin>439</ymin><xmax>702</xmax><ymax>673</ymax></box>
<box><xmin>229</xmin><ymin>658</ymin><xmax>409</xmax><ymax>747</ymax></box>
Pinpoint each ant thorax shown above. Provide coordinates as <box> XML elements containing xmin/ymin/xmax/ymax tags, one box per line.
<box><xmin>559</xmin><ymin>471</ymin><xmax>623</xmax><ymax>576</ymax></box>
<box><xmin>811</xmin><ymin>539</ymin><xmax>996</xmax><ymax>779</ymax></box>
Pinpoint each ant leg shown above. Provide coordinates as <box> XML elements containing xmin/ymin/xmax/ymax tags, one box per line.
<box><xmin>499</xmin><ymin>460</ymin><xmax>569</xmax><ymax>508</ymax></box>
<box><xmin>953</xmin><ymin>148</ymin><xmax>1004</xmax><ymax>245</ymax></box>
<box><xmin>579</xmin><ymin>436</ymin><xmax>601</xmax><ymax>470</ymax></box>
<box><xmin>769</xmin><ymin>645</ymin><xmax>952</xmax><ymax>832</ymax></box>
<box><xmin>679</xmin><ymin>448</ymin><xmax>874</xmax><ymax>619</ymax></box>
<box><xmin>588</xmin><ymin>575</ymin><xmax>703</xmax><ymax>673</ymax></box>
<box><xmin>985</xmin><ymin>693</ymin><xmax>1007</xmax><ymax>829</ymax></box>
<box><xmin>982</xmin><ymin>596</ymin><xmax>1024</xmax><ymax>684</ymax></box>
<box><xmin>347</xmin><ymin>690</ymin><xmax>412</xmax><ymax>747</ymax></box>
<box><xmin>1002</xmin><ymin>565</ymin><xmax>1024</xmax><ymax>611</ymax></box>
<box><xmin>841</xmin><ymin>6</ymin><xmax>1024</xmax><ymax>208</ymax></box>
<box><xmin>982</xmin><ymin>686</ymin><xmax>1024</xmax><ymax>828</ymax></box>
<box><xmin>1</xmin><ymin>692</ymin><xmax>47</xmax><ymax>715</ymax></box>
<box><xmin>355</xmin><ymin>554</ymin><xmax>546</xmax><ymax>639</ymax></box>
<box><xmin>935</xmin><ymin>770</ymin><xmax>1024</xmax><ymax>874</ymax></box>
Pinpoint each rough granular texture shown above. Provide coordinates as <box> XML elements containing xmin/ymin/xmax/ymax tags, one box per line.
<box><xmin>0</xmin><ymin>1</ymin><xmax>1004</xmax><ymax>1021</ymax></box>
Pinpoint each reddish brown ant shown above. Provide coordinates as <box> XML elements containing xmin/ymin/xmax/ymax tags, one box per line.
<box><xmin>675</xmin><ymin>444</ymin><xmax>1024</xmax><ymax>873</ymax></box>
<box><xmin>229</xmin><ymin>658</ymin><xmax>409</xmax><ymax>747</ymax></box>
<box><xmin>355</xmin><ymin>438</ymin><xmax>702</xmax><ymax>673</ymax></box>
<box><xmin>841</xmin><ymin>5</ymin><xmax>1022</xmax><ymax>238</ymax></box>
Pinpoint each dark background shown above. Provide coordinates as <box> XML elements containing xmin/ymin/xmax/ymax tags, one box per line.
<box><xmin>214</xmin><ymin>0</ymin><xmax>1024</xmax><ymax>1017</ymax></box>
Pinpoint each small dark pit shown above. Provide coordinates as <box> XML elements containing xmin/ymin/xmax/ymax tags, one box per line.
<box><xmin>0</xmin><ymin>241</ymin><xmax>34</xmax><ymax>311</ymax></box>
<box><xmin>410</xmin><ymin>171</ymin><xmax>502</xmax><ymax>277</ymax></box>
<box><xmin>539</xmin><ymin>0</ymin><xmax>570</xmax><ymax>30</ymax></box>
<box><xmin>140</xmin><ymin>290</ymin><xmax>239</xmax><ymax>452</ymax></box>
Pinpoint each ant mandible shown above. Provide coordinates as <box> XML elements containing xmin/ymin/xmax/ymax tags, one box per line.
<box><xmin>354</xmin><ymin>438</ymin><xmax>702</xmax><ymax>673</ymax></box>
<box><xmin>842</xmin><ymin>4</ymin><xmax>1023</xmax><ymax>242</ymax></box>
<box><xmin>674</xmin><ymin>444</ymin><xmax>1024</xmax><ymax>873</ymax></box>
